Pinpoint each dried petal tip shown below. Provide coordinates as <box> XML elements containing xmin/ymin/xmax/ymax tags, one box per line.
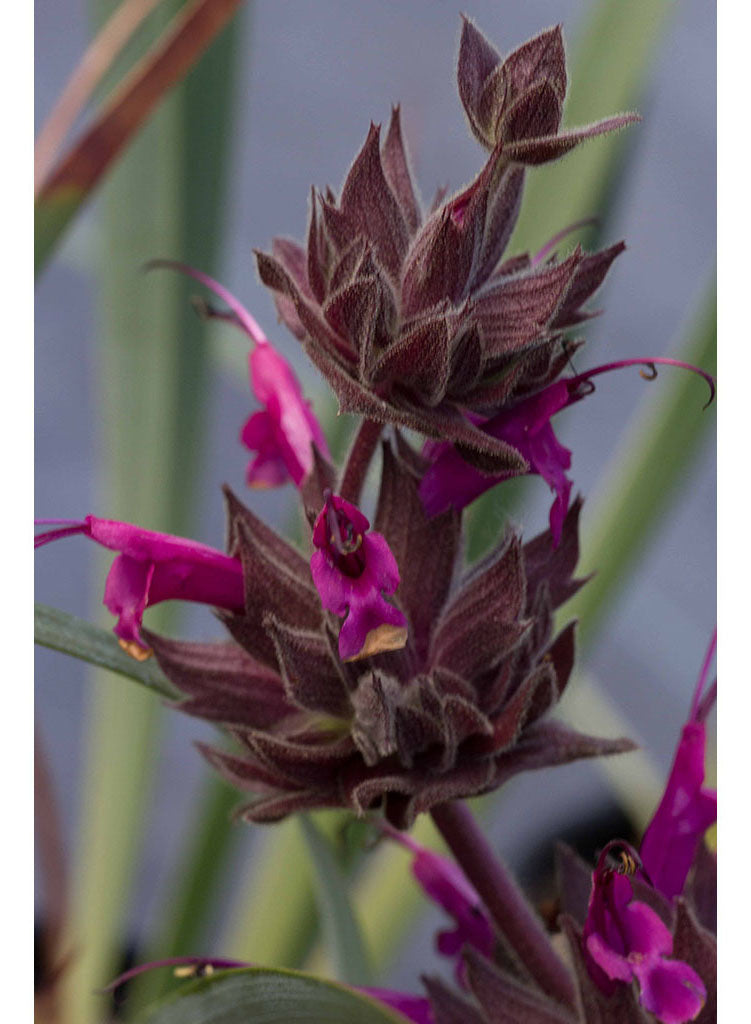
<box><xmin>118</xmin><ymin>637</ymin><xmax>153</xmax><ymax>662</ymax></box>
<box><xmin>310</xmin><ymin>491</ymin><xmax>408</xmax><ymax>661</ymax></box>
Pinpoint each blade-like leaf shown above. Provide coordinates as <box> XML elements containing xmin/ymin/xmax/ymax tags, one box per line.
<box><xmin>137</xmin><ymin>968</ymin><xmax>408</xmax><ymax>1024</ymax></box>
<box><xmin>35</xmin><ymin>0</ymin><xmax>244</xmax><ymax>274</ymax></box>
<box><xmin>298</xmin><ymin>816</ymin><xmax>373</xmax><ymax>986</ymax></box>
<box><xmin>34</xmin><ymin>602</ymin><xmax>176</xmax><ymax>698</ymax></box>
<box><xmin>35</xmin><ymin>0</ymin><xmax>165</xmax><ymax>192</ymax></box>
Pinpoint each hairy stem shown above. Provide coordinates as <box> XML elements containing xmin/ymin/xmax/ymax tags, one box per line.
<box><xmin>431</xmin><ymin>801</ymin><xmax>575</xmax><ymax>1009</ymax></box>
<box><xmin>338</xmin><ymin>419</ymin><xmax>382</xmax><ymax>505</ymax></box>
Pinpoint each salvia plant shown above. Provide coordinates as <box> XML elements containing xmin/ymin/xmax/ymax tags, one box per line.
<box><xmin>35</xmin><ymin>10</ymin><xmax>716</xmax><ymax>1024</ymax></box>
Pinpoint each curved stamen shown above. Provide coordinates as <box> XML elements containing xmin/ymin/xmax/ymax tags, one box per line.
<box><xmin>689</xmin><ymin>628</ymin><xmax>717</xmax><ymax>722</ymax></box>
<box><xmin>596</xmin><ymin>838</ymin><xmax>653</xmax><ymax>886</ymax></box>
<box><xmin>146</xmin><ymin>260</ymin><xmax>269</xmax><ymax>347</ymax></box>
<box><xmin>34</xmin><ymin>520</ymin><xmax>87</xmax><ymax>549</ymax></box>
<box><xmin>531</xmin><ymin>217</ymin><xmax>599</xmax><ymax>266</ymax></box>
<box><xmin>566</xmin><ymin>357</ymin><xmax>716</xmax><ymax>409</ymax></box>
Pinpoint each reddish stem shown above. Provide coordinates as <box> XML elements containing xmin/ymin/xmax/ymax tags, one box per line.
<box><xmin>431</xmin><ymin>801</ymin><xmax>576</xmax><ymax>1009</ymax></box>
<box><xmin>338</xmin><ymin>419</ymin><xmax>383</xmax><ymax>505</ymax></box>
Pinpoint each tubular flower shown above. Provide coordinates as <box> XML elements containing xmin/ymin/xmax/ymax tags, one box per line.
<box><xmin>310</xmin><ymin>491</ymin><xmax>408</xmax><ymax>661</ymax></box>
<box><xmin>151</xmin><ymin>261</ymin><xmax>330</xmax><ymax>488</ymax></box>
<box><xmin>423</xmin><ymin>838</ymin><xmax>714</xmax><ymax>1024</ymax></box>
<box><xmin>381</xmin><ymin>822</ymin><xmax>494</xmax><ymax>985</ymax></box>
<box><xmin>640</xmin><ymin>632</ymin><xmax>717</xmax><ymax>902</ymax></box>
<box><xmin>147</xmin><ymin>441</ymin><xmax>633</xmax><ymax>828</ymax></box>
<box><xmin>255</xmin><ymin>20</ymin><xmax>637</xmax><ymax>474</ymax></box>
<box><xmin>581</xmin><ymin>842</ymin><xmax>706</xmax><ymax>1023</ymax></box>
<box><xmin>34</xmin><ymin>517</ymin><xmax>244</xmax><ymax>657</ymax></box>
<box><xmin>420</xmin><ymin>359</ymin><xmax>716</xmax><ymax>546</ymax></box>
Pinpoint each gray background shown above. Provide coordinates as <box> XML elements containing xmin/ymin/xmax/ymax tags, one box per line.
<box><xmin>35</xmin><ymin>0</ymin><xmax>716</xmax><ymax>986</ymax></box>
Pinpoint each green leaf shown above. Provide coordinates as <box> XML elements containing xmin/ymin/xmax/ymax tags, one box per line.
<box><xmin>138</xmin><ymin>968</ymin><xmax>408</xmax><ymax>1024</ymax></box>
<box><xmin>298</xmin><ymin>816</ymin><xmax>373</xmax><ymax>986</ymax></box>
<box><xmin>35</xmin><ymin>602</ymin><xmax>176</xmax><ymax>698</ymax></box>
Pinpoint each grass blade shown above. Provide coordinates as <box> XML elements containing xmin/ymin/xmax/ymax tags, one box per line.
<box><xmin>220</xmin><ymin>817</ymin><xmax>318</xmax><ymax>968</ymax></box>
<box><xmin>298</xmin><ymin>816</ymin><xmax>373</xmax><ymax>986</ymax></box>
<box><xmin>35</xmin><ymin>603</ymin><xmax>176</xmax><ymax>697</ymax></box>
<box><xmin>35</xmin><ymin>0</ymin><xmax>165</xmax><ymax>192</ymax></box>
<box><xmin>35</xmin><ymin>0</ymin><xmax>244</xmax><ymax>275</ymax></box>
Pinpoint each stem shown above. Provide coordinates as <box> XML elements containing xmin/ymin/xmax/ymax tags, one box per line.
<box><xmin>338</xmin><ymin>419</ymin><xmax>382</xmax><ymax>505</ymax></box>
<box><xmin>430</xmin><ymin>801</ymin><xmax>575</xmax><ymax>1009</ymax></box>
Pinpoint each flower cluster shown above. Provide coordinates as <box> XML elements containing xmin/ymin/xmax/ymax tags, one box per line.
<box><xmin>255</xmin><ymin>21</ymin><xmax>637</xmax><ymax>475</ymax></box>
<box><xmin>152</xmin><ymin>449</ymin><xmax>632</xmax><ymax>828</ymax></box>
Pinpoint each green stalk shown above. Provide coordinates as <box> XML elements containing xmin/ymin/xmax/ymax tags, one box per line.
<box><xmin>61</xmin><ymin>4</ymin><xmax>242</xmax><ymax>1021</ymax></box>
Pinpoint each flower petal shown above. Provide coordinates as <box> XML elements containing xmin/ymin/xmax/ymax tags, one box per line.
<box><xmin>633</xmin><ymin>957</ymin><xmax>706</xmax><ymax>1024</ymax></box>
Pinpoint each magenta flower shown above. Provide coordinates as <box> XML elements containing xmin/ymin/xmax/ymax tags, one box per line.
<box><xmin>150</xmin><ymin>261</ymin><xmax>330</xmax><ymax>488</ymax></box>
<box><xmin>640</xmin><ymin>631</ymin><xmax>717</xmax><ymax>901</ymax></box>
<box><xmin>35</xmin><ymin>517</ymin><xmax>244</xmax><ymax>657</ymax></box>
<box><xmin>382</xmin><ymin>823</ymin><xmax>494</xmax><ymax>984</ymax></box>
<box><xmin>310</xmin><ymin>491</ymin><xmax>407</xmax><ymax>661</ymax></box>
<box><xmin>582</xmin><ymin>841</ymin><xmax>706</xmax><ymax>1023</ymax></box>
<box><xmin>420</xmin><ymin>358</ymin><xmax>715</xmax><ymax>546</ymax></box>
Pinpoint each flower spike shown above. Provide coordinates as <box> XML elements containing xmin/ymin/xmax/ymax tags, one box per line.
<box><xmin>147</xmin><ymin>260</ymin><xmax>331</xmax><ymax>488</ymax></box>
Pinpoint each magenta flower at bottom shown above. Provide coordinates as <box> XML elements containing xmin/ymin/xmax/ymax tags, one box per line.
<box><xmin>582</xmin><ymin>842</ymin><xmax>706</xmax><ymax>1023</ymax></box>
<box><xmin>381</xmin><ymin>822</ymin><xmax>494</xmax><ymax>985</ymax></box>
<box><xmin>34</xmin><ymin>517</ymin><xmax>244</xmax><ymax>655</ymax></box>
<box><xmin>640</xmin><ymin>631</ymin><xmax>717</xmax><ymax>901</ymax></box>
